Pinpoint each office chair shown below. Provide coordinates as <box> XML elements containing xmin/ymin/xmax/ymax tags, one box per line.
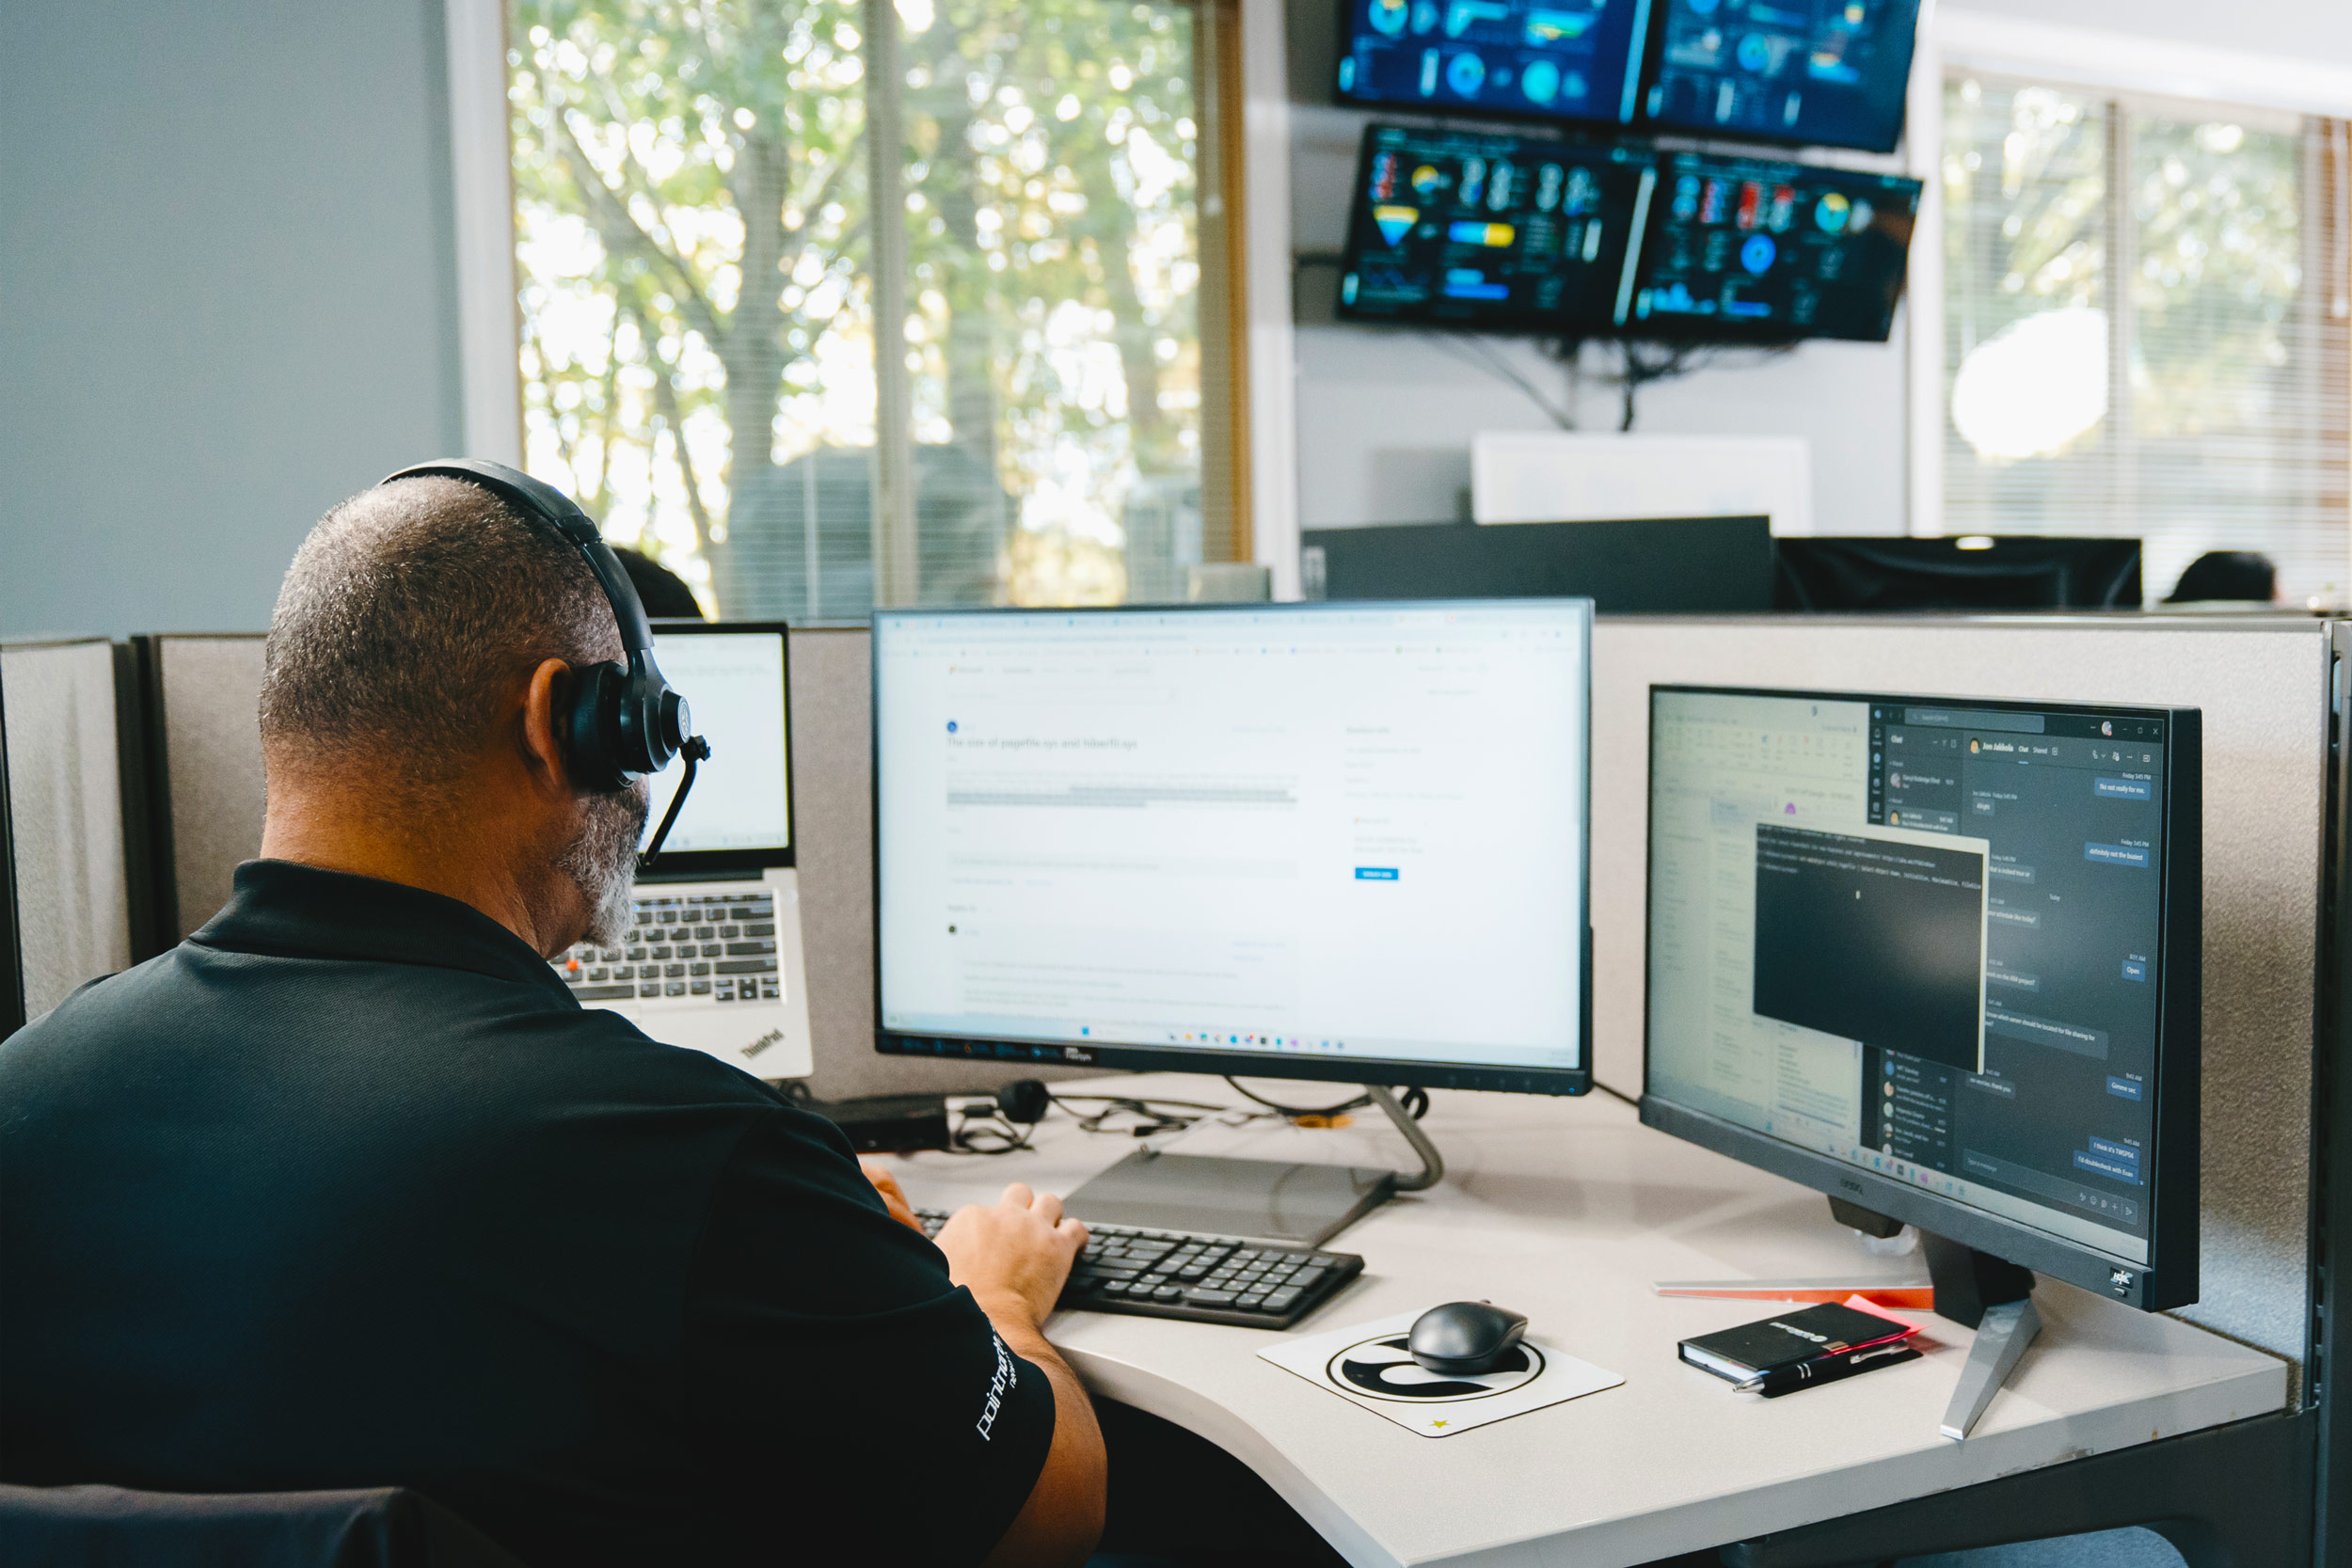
<box><xmin>0</xmin><ymin>1483</ymin><xmax>526</xmax><ymax>1568</ymax></box>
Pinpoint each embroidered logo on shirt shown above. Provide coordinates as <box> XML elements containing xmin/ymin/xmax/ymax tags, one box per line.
<box><xmin>976</xmin><ymin>1334</ymin><xmax>1019</xmax><ymax>1442</ymax></box>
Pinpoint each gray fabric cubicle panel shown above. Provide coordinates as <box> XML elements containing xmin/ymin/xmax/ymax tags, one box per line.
<box><xmin>1590</xmin><ymin>614</ymin><xmax>2328</xmax><ymax>1388</ymax></box>
<box><xmin>1</xmin><ymin>639</ymin><xmax>135</xmax><ymax>1018</ymax></box>
<box><xmin>124</xmin><ymin>625</ymin><xmax>1065</xmax><ymax>1097</ymax></box>
<box><xmin>150</xmin><ymin>635</ymin><xmax>268</xmax><ymax>940</ymax></box>
<box><xmin>787</xmin><ymin>626</ymin><xmax>1089</xmax><ymax>1100</ymax></box>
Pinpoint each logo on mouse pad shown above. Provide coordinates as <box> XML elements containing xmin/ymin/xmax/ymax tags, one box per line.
<box><xmin>1327</xmin><ymin>1336</ymin><xmax>1545</xmax><ymax>1402</ymax></box>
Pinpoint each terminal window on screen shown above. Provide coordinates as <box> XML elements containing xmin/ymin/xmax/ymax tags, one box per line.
<box><xmin>1751</xmin><ymin>825</ymin><xmax>1986</xmax><ymax>1074</ymax></box>
<box><xmin>1645</xmin><ymin>691</ymin><xmax>2167</xmax><ymax>1263</ymax></box>
<box><xmin>874</xmin><ymin>608</ymin><xmax>1589</xmax><ymax>1072</ymax></box>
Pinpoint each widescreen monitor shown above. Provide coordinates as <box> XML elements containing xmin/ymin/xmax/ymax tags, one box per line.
<box><xmin>1641</xmin><ymin>0</ymin><xmax>1922</xmax><ymax>153</ymax></box>
<box><xmin>1302</xmin><ymin>515</ymin><xmax>1775</xmax><ymax>612</ymax></box>
<box><xmin>1641</xmin><ymin>685</ymin><xmax>2201</xmax><ymax>1309</ymax></box>
<box><xmin>1774</xmin><ymin>537</ymin><xmax>2144</xmax><ymax>612</ymax></box>
<box><xmin>640</xmin><ymin>622</ymin><xmax>794</xmax><ymax>870</ymax></box>
<box><xmin>872</xmin><ymin>601</ymin><xmax>1594</xmax><ymax>1096</ymax></box>
<box><xmin>1335</xmin><ymin>0</ymin><xmax>1647</xmax><ymax>127</ymax></box>
<box><xmin>1337</xmin><ymin>124</ymin><xmax>1647</xmax><ymax>334</ymax></box>
<box><xmin>1623</xmin><ymin>152</ymin><xmax>1920</xmax><ymax>341</ymax></box>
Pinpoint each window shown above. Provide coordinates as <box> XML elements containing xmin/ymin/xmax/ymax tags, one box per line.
<box><xmin>506</xmin><ymin>0</ymin><xmax>1247</xmax><ymax>618</ymax></box>
<box><xmin>1942</xmin><ymin>75</ymin><xmax>2350</xmax><ymax>607</ymax></box>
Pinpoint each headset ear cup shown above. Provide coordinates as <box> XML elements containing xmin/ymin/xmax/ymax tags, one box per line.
<box><xmin>562</xmin><ymin>661</ymin><xmax>630</xmax><ymax>793</ymax></box>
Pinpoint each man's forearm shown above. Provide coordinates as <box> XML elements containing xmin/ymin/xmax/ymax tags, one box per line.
<box><xmin>975</xmin><ymin>1293</ymin><xmax>1107</xmax><ymax>1568</ymax></box>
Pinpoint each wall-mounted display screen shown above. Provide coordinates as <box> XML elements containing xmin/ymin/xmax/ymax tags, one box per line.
<box><xmin>1334</xmin><ymin>0</ymin><xmax>1922</xmax><ymax>153</ymax></box>
<box><xmin>1623</xmin><ymin>152</ymin><xmax>1919</xmax><ymax>341</ymax></box>
<box><xmin>1335</xmin><ymin>0</ymin><xmax>1647</xmax><ymax>127</ymax></box>
<box><xmin>1642</xmin><ymin>0</ymin><xmax>1921</xmax><ymax>153</ymax></box>
<box><xmin>1336</xmin><ymin>123</ymin><xmax>1646</xmax><ymax>333</ymax></box>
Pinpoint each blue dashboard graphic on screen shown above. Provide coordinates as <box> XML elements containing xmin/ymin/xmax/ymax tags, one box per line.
<box><xmin>1626</xmin><ymin>152</ymin><xmax>1919</xmax><ymax>341</ymax></box>
<box><xmin>1337</xmin><ymin>0</ymin><xmax>1646</xmax><ymax>126</ymax></box>
<box><xmin>1338</xmin><ymin>124</ymin><xmax>1645</xmax><ymax>333</ymax></box>
<box><xmin>1643</xmin><ymin>0</ymin><xmax>1922</xmax><ymax>152</ymax></box>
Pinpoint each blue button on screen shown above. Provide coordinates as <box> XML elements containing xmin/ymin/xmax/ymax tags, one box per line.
<box><xmin>2106</xmin><ymin>1076</ymin><xmax>2143</xmax><ymax>1101</ymax></box>
<box><xmin>2094</xmin><ymin>777</ymin><xmax>2152</xmax><ymax>800</ymax></box>
<box><xmin>1356</xmin><ymin>867</ymin><xmax>1400</xmax><ymax>880</ymax></box>
<box><xmin>2121</xmin><ymin>959</ymin><xmax>2146</xmax><ymax>981</ymax></box>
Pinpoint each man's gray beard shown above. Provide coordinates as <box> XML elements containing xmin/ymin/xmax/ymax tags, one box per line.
<box><xmin>558</xmin><ymin>781</ymin><xmax>649</xmax><ymax>948</ymax></box>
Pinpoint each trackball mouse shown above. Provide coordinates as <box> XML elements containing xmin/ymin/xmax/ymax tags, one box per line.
<box><xmin>1407</xmin><ymin>1301</ymin><xmax>1529</xmax><ymax>1375</ymax></box>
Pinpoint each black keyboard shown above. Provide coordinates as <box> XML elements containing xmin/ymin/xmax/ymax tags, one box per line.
<box><xmin>914</xmin><ymin>1210</ymin><xmax>1362</xmax><ymax>1329</ymax></box>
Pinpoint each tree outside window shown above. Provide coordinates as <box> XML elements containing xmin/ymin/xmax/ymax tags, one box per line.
<box><xmin>508</xmin><ymin>0</ymin><xmax>1233</xmax><ymax>618</ymax></box>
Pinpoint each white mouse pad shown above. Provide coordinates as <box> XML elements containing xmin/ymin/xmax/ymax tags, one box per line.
<box><xmin>1258</xmin><ymin>1310</ymin><xmax>1625</xmax><ymax>1437</ymax></box>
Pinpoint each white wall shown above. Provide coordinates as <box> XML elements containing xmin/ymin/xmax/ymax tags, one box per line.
<box><xmin>1282</xmin><ymin>0</ymin><xmax>2352</xmax><ymax>538</ymax></box>
<box><xmin>0</xmin><ymin>1</ymin><xmax>465</xmax><ymax>641</ymax></box>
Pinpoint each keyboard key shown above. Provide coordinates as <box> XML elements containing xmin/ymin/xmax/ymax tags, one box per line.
<box><xmin>627</xmin><ymin>947</ymin><xmax>647</xmax><ymax>961</ymax></box>
<box><xmin>639</xmin><ymin>983</ymin><xmax>660</xmax><ymax>998</ymax></box>
<box><xmin>1264</xmin><ymin>1287</ymin><xmax>1303</xmax><ymax>1311</ymax></box>
<box><xmin>720</xmin><ymin>925</ymin><xmax>741</xmax><ymax>940</ymax></box>
<box><xmin>716</xmin><ymin>958</ymin><xmax>778</xmax><ymax>975</ymax></box>
<box><xmin>650</xmin><ymin>945</ymin><xmax>674</xmax><ymax>960</ymax></box>
<box><xmin>744</xmin><ymin>922</ymin><xmax>777</xmax><ymax>937</ymax></box>
<box><xmin>599</xmin><ymin>949</ymin><xmax>622</xmax><ymax>962</ymax></box>
<box><xmin>656</xmin><ymin>911</ymin><xmax>677</xmax><ymax>924</ymax></box>
<box><xmin>1238</xmin><ymin>1293</ymin><xmax>1270</xmax><ymax>1310</ymax></box>
<box><xmin>664</xmin><ymin>963</ymin><xmax>687</xmax><ymax>978</ymax></box>
<box><xmin>575</xmin><ymin>984</ymin><xmax>636</xmax><ymax>1001</ymax></box>
<box><xmin>611</xmin><ymin>966</ymin><xmax>634</xmax><ymax>980</ymax></box>
<box><xmin>725</xmin><ymin>940</ymin><xmax>776</xmax><ymax>956</ymax></box>
<box><xmin>701</xmin><ymin>943</ymin><xmax>724</xmax><ymax>958</ymax></box>
<box><xmin>1152</xmin><ymin>1286</ymin><xmax>1185</xmax><ymax>1303</ymax></box>
<box><xmin>665</xmin><ymin>981</ymin><xmax>687</xmax><ymax>997</ymax></box>
<box><xmin>690</xmin><ymin>980</ymin><xmax>711</xmax><ymax>995</ymax></box>
<box><xmin>1182</xmin><ymin>1288</ymin><xmax>1238</xmax><ymax>1307</ymax></box>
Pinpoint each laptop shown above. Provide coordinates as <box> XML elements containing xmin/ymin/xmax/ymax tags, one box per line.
<box><xmin>548</xmin><ymin>620</ymin><xmax>815</xmax><ymax>1080</ymax></box>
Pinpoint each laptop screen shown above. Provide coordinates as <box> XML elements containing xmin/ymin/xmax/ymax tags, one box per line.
<box><xmin>642</xmin><ymin>627</ymin><xmax>792</xmax><ymax>859</ymax></box>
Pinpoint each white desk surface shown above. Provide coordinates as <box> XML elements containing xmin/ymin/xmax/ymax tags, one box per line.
<box><xmin>885</xmin><ymin>1074</ymin><xmax>2289</xmax><ymax>1568</ymax></box>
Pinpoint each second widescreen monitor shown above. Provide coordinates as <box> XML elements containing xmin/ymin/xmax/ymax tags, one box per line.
<box><xmin>1337</xmin><ymin>122</ymin><xmax>1920</xmax><ymax>342</ymax></box>
<box><xmin>1334</xmin><ymin>0</ymin><xmax>1922</xmax><ymax>154</ymax></box>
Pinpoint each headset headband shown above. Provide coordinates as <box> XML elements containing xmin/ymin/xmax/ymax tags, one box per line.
<box><xmin>374</xmin><ymin>459</ymin><xmax>710</xmax><ymax>864</ymax></box>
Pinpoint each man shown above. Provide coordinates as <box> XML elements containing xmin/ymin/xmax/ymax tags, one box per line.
<box><xmin>0</xmin><ymin>475</ymin><xmax>1105</xmax><ymax>1566</ymax></box>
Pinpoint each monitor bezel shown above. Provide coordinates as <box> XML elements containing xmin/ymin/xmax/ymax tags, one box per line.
<box><xmin>634</xmin><ymin>618</ymin><xmax>796</xmax><ymax>876</ymax></box>
<box><xmin>1333</xmin><ymin>121</ymin><xmax>1651</xmax><ymax>340</ymax></box>
<box><xmin>869</xmin><ymin>598</ymin><xmax>1596</xmax><ymax>1096</ymax></box>
<box><xmin>1329</xmin><ymin>0</ymin><xmax>1646</xmax><ymax>133</ymax></box>
<box><xmin>1630</xmin><ymin>0</ymin><xmax>1922</xmax><ymax>155</ymax></box>
<box><xmin>1625</xmin><ymin>154</ymin><xmax>1923</xmax><ymax>345</ymax></box>
<box><xmin>1638</xmin><ymin>682</ymin><xmax>2201</xmax><ymax>1311</ymax></box>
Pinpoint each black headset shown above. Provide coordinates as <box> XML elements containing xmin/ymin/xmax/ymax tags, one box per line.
<box><xmin>376</xmin><ymin>458</ymin><xmax>711</xmax><ymax>865</ymax></box>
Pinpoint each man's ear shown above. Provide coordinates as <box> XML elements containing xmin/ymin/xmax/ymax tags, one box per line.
<box><xmin>518</xmin><ymin>657</ymin><xmax>575</xmax><ymax>797</ymax></box>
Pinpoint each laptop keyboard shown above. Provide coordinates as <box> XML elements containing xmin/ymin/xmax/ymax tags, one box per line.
<box><xmin>553</xmin><ymin>891</ymin><xmax>781</xmax><ymax>1005</ymax></box>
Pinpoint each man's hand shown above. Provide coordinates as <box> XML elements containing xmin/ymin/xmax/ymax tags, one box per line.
<box><xmin>934</xmin><ymin>1183</ymin><xmax>1088</xmax><ymax>1330</ymax></box>
<box><xmin>860</xmin><ymin>1159</ymin><xmax>924</xmax><ymax>1234</ymax></box>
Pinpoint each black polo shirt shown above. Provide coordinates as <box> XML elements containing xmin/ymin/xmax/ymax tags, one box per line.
<box><xmin>0</xmin><ymin>861</ymin><xmax>1055</xmax><ymax>1567</ymax></box>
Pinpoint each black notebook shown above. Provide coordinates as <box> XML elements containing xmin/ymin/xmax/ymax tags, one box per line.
<box><xmin>1677</xmin><ymin>1302</ymin><xmax>1915</xmax><ymax>1385</ymax></box>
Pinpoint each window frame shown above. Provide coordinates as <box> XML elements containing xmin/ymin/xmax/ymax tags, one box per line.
<box><xmin>441</xmin><ymin>0</ymin><xmax>1299</xmax><ymax>605</ymax></box>
<box><xmin>1910</xmin><ymin>9</ymin><xmax>2352</xmax><ymax>555</ymax></box>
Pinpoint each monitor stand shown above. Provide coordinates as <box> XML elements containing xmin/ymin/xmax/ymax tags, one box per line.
<box><xmin>1062</xmin><ymin>1086</ymin><xmax>1445</xmax><ymax>1246</ymax></box>
<box><xmin>1828</xmin><ymin>1198</ymin><xmax>2039</xmax><ymax>1440</ymax></box>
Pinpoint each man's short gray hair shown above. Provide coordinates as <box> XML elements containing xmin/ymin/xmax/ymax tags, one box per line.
<box><xmin>259</xmin><ymin>475</ymin><xmax>619</xmax><ymax>788</ymax></box>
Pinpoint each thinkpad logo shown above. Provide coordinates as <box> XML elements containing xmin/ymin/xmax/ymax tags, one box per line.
<box><xmin>742</xmin><ymin>1028</ymin><xmax>784</xmax><ymax>1059</ymax></box>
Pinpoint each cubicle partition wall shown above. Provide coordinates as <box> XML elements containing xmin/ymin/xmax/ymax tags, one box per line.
<box><xmin>118</xmin><ymin>625</ymin><xmax>1067</xmax><ymax>1100</ymax></box>
<box><xmin>131</xmin><ymin>634</ymin><xmax>269</xmax><ymax>952</ymax></box>
<box><xmin>1</xmin><ymin>639</ymin><xmax>140</xmax><ymax>1033</ymax></box>
<box><xmin>1591</xmin><ymin>615</ymin><xmax>2329</xmax><ymax>1402</ymax></box>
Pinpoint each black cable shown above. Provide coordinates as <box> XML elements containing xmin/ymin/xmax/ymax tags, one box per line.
<box><xmin>1222</xmin><ymin>1077</ymin><xmax>1431</xmax><ymax>1121</ymax></box>
<box><xmin>1595</xmin><ymin>1081</ymin><xmax>1639</xmax><ymax>1111</ymax></box>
